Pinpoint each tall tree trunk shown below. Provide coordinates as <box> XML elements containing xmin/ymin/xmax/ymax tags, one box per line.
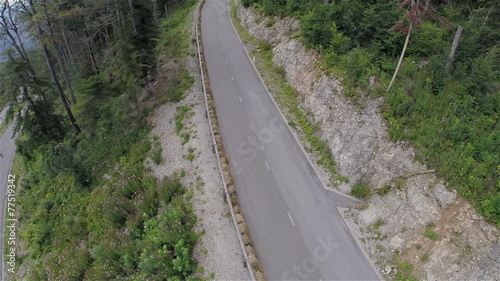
<box><xmin>28</xmin><ymin>0</ymin><xmax>81</xmax><ymax>134</ymax></box>
<box><xmin>386</xmin><ymin>24</ymin><xmax>413</xmax><ymax>93</ymax></box>
<box><xmin>114</xmin><ymin>0</ymin><xmax>125</xmax><ymax>35</ymax></box>
<box><xmin>21</xmin><ymin>86</ymin><xmax>36</xmax><ymax>109</ymax></box>
<box><xmin>81</xmin><ymin>18</ymin><xmax>99</xmax><ymax>74</ymax></box>
<box><xmin>55</xmin><ymin>44</ymin><xmax>77</xmax><ymax>104</ymax></box>
<box><xmin>40</xmin><ymin>42</ymin><xmax>81</xmax><ymax>134</ymax></box>
<box><xmin>128</xmin><ymin>0</ymin><xmax>138</xmax><ymax>35</ymax></box>
<box><xmin>445</xmin><ymin>25</ymin><xmax>463</xmax><ymax>73</ymax></box>
<box><xmin>62</xmin><ymin>29</ymin><xmax>77</xmax><ymax>68</ymax></box>
<box><xmin>40</xmin><ymin>3</ymin><xmax>78</xmax><ymax>104</ymax></box>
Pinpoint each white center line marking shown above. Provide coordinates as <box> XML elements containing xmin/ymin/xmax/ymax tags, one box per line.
<box><xmin>265</xmin><ymin>161</ymin><xmax>270</xmax><ymax>171</ymax></box>
<box><xmin>217</xmin><ymin>37</ymin><xmax>220</xmax><ymax>41</ymax></box>
<box><xmin>225</xmin><ymin>60</ymin><xmax>228</xmax><ymax>64</ymax></box>
<box><xmin>249</xmin><ymin>124</ymin><xmax>254</xmax><ymax>132</ymax></box>
<box><xmin>215</xmin><ymin>29</ymin><xmax>218</xmax><ymax>33</ymax></box>
<box><xmin>287</xmin><ymin>211</ymin><xmax>295</xmax><ymax>226</ymax></box>
<box><xmin>220</xmin><ymin>47</ymin><xmax>223</xmax><ymax>52</ymax></box>
<box><xmin>231</xmin><ymin>75</ymin><xmax>234</xmax><ymax>81</ymax></box>
<box><xmin>238</xmin><ymin>96</ymin><xmax>242</xmax><ymax>103</ymax></box>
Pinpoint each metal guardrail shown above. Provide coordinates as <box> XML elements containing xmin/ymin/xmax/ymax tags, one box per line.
<box><xmin>194</xmin><ymin>1</ymin><xmax>257</xmax><ymax>280</ymax></box>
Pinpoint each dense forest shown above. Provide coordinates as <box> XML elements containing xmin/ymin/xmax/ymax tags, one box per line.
<box><xmin>0</xmin><ymin>0</ymin><xmax>201</xmax><ymax>279</ymax></box>
<box><xmin>242</xmin><ymin>0</ymin><xmax>500</xmax><ymax>225</ymax></box>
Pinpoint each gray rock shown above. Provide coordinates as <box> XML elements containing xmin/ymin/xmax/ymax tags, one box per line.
<box><xmin>489</xmin><ymin>239</ymin><xmax>500</xmax><ymax>262</ymax></box>
<box><xmin>433</xmin><ymin>183</ymin><xmax>457</xmax><ymax>208</ymax></box>
<box><xmin>389</xmin><ymin>235</ymin><xmax>403</xmax><ymax>250</ymax></box>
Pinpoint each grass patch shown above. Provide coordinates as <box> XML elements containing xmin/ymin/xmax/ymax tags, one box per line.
<box><xmin>175</xmin><ymin>106</ymin><xmax>194</xmax><ymax>145</ymax></box>
<box><xmin>186</xmin><ymin>147</ymin><xmax>196</xmax><ymax>162</ymax></box>
<box><xmin>350</xmin><ymin>183</ymin><xmax>371</xmax><ymax>199</ymax></box>
<box><xmin>394</xmin><ymin>263</ymin><xmax>416</xmax><ymax>281</ymax></box>
<box><xmin>158</xmin><ymin>0</ymin><xmax>198</xmax><ymax>60</ymax></box>
<box><xmin>151</xmin><ymin>135</ymin><xmax>163</xmax><ymax>164</ymax></box>
<box><xmin>265</xmin><ymin>18</ymin><xmax>275</xmax><ymax>27</ymax></box>
<box><xmin>372</xmin><ymin>218</ymin><xmax>384</xmax><ymax>230</ymax></box>
<box><xmin>377</xmin><ymin>185</ymin><xmax>391</xmax><ymax>196</ymax></box>
<box><xmin>424</xmin><ymin>222</ymin><xmax>439</xmax><ymax>240</ymax></box>
<box><xmin>394</xmin><ymin>177</ymin><xmax>406</xmax><ymax>189</ymax></box>
<box><xmin>164</xmin><ymin>68</ymin><xmax>195</xmax><ymax>103</ymax></box>
<box><xmin>424</xmin><ymin>230</ymin><xmax>439</xmax><ymax>240</ymax></box>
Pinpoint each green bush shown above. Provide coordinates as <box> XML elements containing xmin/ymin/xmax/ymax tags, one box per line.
<box><xmin>265</xmin><ymin>18</ymin><xmax>275</xmax><ymax>27</ymax></box>
<box><xmin>377</xmin><ymin>186</ymin><xmax>391</xmax><ymax>196</ymax></box>
<box><xmin>394</xmin><ymin>263</ymin><xmax>416</xmax><ymax>281</ymax></box>
<box><xmin>259</xmin><ymin>41</ymin><xmax>272</xmax><ymax>51</ymax></box>
<box><xmin>350</xmin><ymin>183</ymin><xmax>371</xmax><ymax>199</ymax></box>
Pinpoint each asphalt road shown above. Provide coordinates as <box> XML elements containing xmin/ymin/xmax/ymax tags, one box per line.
<box><xmin>201</xmin><ymin>1</ymin><xmax>381</xmax><ymax>280</ymax></box>
<box><xmin>0</xmin><ymin>108</ymin><xmax>16</xmax><ymax>281</ymax></box>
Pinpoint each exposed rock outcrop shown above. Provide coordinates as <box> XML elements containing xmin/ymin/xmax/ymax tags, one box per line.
<box><xmin>236</xmin><ymin>3</ymin><xmax>499</xmax><ymax>280</ymax></box>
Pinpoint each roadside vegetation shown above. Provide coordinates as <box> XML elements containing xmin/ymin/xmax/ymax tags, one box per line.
<box><xmin>239</xmin><ymin>0</ymin><xmax>499</xmax><ymax>226</ymax></box>
<box><xmin>0</xmin><ymin>0</ymin><xmax>201</xmax><ymax>280</ymax></box>
<box><xmin>230</xmin><ymin>1</ymin><xmax>346</xmax><ymax>187</ymax></box>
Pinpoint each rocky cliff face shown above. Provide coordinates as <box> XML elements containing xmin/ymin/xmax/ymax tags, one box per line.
<box><xmin>237</xmin><ymin>4</ymin><xmax>499</xmax><ymax>280</ymax></box>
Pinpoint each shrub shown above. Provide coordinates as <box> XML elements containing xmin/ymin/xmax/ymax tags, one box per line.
<box><xmin>351</xmin><ymin>183</ymin><xmax>371</xmax><ymax>199</ymax></box>
<box><xmin>377</xmin><ymin>186</ymin><xmax>391</xmax><ymax>196</ymax></box>
<box><xmin>158</xmin><ymin>176</ymin><xmax>185</xmax><ymax>203</ymax></box>
<box><xmin>265</xmin><ymin>18</ymin><xmax>275</xmax><ymax>27</ymax></box>
<box><xmin>373</xmin><ymin>218</ymin><xmax>384</xmax><ymax>230</ymax></box>
<box><xmin>152</xmin><ymin>146</ymin><xmax>162</xmax><ymax>164</ymax></box>
<box><xmin>259</xmin><ymin>41</ymin><xmax>272</xmax><ymax>51</ymax></box>
<box><xmin>394</xmin><ymin>263</ymin><xmax>416</xmax><ymax>281</ymax></box>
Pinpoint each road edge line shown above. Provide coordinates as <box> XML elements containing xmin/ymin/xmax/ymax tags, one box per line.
<box><xmin>227</xmin><ymin>0</ymin><xmax>362</xmax><ymax>204</ymax></box>
<box><xmin>337</xmin><ymin>207</ymin><xmax>384</xmax><ymax>280</ymax></box>
<box><xmin>195</xmin><ymin>2</ymin><xmax>261</xmax><ymax>280</ymax></box>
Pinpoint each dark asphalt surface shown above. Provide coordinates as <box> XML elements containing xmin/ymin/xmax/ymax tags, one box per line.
<box><xmin>201</xmin><ymin>1</ymin><xmax>381</xmax><ymax>280</ymax></box>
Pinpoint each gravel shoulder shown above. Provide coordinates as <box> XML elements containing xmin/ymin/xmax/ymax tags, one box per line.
<box><xmin>148</xmin><ymin>12</ymin><xmax>250</xmax><ymax>281</ymax></box>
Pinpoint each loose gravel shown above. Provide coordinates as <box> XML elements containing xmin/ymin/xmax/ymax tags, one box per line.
<box><xmin>149</xmin><ymin>18</ymin><xmax>251</xmax><ymax>280</ymax></box>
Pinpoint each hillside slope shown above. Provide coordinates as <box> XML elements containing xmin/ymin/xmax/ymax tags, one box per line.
<box><xmin>233</xmin><ymin>1</ymin><xmax>499</xmax><ymax>280</ymax></box>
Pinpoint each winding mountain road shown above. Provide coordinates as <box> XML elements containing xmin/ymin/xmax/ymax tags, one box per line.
<box><xmin>201</xmin><ymin>1</ymin><xmax>381</xmax><ymax>280</ymax></box>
